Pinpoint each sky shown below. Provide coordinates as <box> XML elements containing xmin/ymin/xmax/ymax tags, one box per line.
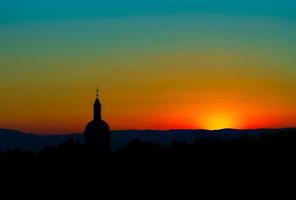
<box><xmin>0</xmin><ymin>0</ymin><xmax>296</xmax><ymax>134</ymax></box>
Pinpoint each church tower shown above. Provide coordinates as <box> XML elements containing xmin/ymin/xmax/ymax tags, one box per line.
<box><xmin>93</xmin><ymin>88</ymin><xmax>102</xmax><ymax>121</ymax></box>
<box><xmin>84</xmin><ymin>89</ymin><xmax>111</xmax><ymax>153</ymax></box>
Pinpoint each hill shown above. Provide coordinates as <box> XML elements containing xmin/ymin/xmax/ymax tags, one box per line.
<box><xmin>0</xmin><ymin>128</ymin><xmax>295</xmax><ymax>152</ymax></box>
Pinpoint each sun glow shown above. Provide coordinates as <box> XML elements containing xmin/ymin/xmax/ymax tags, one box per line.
<box><xmin>202</xmin><ymin>113</ymin><xmax>239</xmax><ymax>130</ymax></box>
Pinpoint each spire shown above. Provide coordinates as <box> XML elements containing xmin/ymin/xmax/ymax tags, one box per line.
<box><xmin>93</xmin><ymin>87</ymin><xmax>102</xmax><ymax>121</ymax></box>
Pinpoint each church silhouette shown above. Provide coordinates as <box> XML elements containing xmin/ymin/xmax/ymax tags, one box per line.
<box><xmin>84</xmin><ymin>89</ymin><xmax>111</xmax><ymax>153</ymax></box>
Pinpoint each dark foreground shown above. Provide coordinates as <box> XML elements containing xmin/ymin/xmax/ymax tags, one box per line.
<box><xmin>1</xmin><ymin>129</ymin><xmax>296</xmax><ymax>168</ymax></box>
<box><xmin>1</xmin><ymin>130</ymin><xmax>296</xmax><ymax>194</ymax></box>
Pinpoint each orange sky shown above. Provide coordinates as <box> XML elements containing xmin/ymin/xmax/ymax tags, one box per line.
<box><xmin>0</xmin><ymin>8</ymin><xmax>296</xmax><ymax>134</ymax></box>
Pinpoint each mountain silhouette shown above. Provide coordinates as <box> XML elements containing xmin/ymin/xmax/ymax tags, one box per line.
<box><xmin>1</xmin><ymin>128</ymin><xmax>295</xmax><ymax>152</ymax></box>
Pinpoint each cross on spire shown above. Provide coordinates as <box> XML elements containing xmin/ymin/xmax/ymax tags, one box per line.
<box><xmin>96</xmin><ymin>87</ymin><xmax>99</xmax><ymax>99</ymax></box>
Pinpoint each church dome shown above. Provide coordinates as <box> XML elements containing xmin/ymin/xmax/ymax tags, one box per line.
<box><xmin>85</xmin><ymin>120</ymin><xmax>110</xmax><ymax>133</ymax></box>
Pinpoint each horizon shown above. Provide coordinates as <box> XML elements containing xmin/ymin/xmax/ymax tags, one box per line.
<box><xmin>2</xmin><ymin>127</ymin><xmax>296</xmax><ymax>136</ymax></box>
<box><xmin>1</xmin><ymin>1</ymin><xmax>296</xmax><ymax>134</ymax></box>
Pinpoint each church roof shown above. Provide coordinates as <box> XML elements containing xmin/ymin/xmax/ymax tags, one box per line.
<box><xmin>85</xmin><ymin>120</ymin><xmax>110</xmax><ymax>133</ymax></box>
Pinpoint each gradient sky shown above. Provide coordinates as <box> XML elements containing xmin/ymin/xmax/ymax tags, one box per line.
<box><xmin>0</xmin><ymin>0</ymin><xmax>296</xmax><ymax>134</ymax></box>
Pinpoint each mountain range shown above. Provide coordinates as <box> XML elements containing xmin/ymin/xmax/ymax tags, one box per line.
<box><xmin>0</xmin><ymin>128</ymin><xmax>295</xmax><ymax>152</ymax></box>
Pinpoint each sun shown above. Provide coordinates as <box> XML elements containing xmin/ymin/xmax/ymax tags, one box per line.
<box><xmin>202</xmin><ymin>113</ymin><xmax>239</xmax><ymax>130</ymax></box>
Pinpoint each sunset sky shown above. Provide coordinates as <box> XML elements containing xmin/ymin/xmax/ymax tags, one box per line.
<box><xmin>0</xmin><ymin>1</ymin><xmax>296</xmax><ymax>134</ymax></box>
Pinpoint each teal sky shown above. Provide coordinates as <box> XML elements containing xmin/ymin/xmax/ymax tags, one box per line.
<box><xmin>1</xmin><ymin>1</ymin><xmax>296</xmax><ymax>23</ymax></box>
<box><xmin>0</xmin><ymin>0</ymin><xmax>296</xmax><ymax>133</ymax></box>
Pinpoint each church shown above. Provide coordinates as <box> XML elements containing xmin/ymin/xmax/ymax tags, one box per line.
<box><xmin>84</xmin><ymin>89</ymin><xmax>111</xmax><ymax>153</ymax></box>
